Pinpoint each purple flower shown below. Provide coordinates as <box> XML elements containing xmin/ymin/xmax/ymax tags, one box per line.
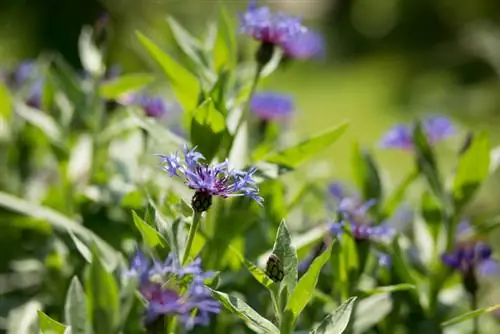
<box><xmin>157</xmin><ymin>146</ymin><xmax>263</xmax><ymax>212</ymax></box>
<box><xmin>127</xmin><ymin>251</ymin><xmax>220</xmax><ymax>329</ymax></box>
<box><xmin>4</xmin><ymin>61</ymin><xmax>43</xmax><ymax>109</ymax></box>
<box><xmin>442</xmin><ymin>220</ymin><xmax>499</xmax><ymax>278</ymax></box>
<box><xmin>380</xmin><ymin>116</ymin><xmax>455</xmax><ymax>150</ymax></box>
<box><xmin>250</xmin><ymin>91</ymin><xmax>294</xmax><ymax>121</ymax></box>
<box><xmin>239</xmin><ymin>0</ymin><xmax>306</xmax><ymax>47</ymax></box>
<box><xmin>377</xmin><ymin>252</ymin><xmax>392</xmax><ymax>268</ymax></box>
<box><xmin>120</xmin><ymin>92</ymin><xmax>179</xmax><ymax>119</ymax></box>
<box><xmin>282</xmin><ymin>30</ymin><xmax>326</xmax><ymax>60</ymax></box>
<box><xmin>328</xmin><ymin>182</ymin><xmax>395</xmax><ymax>241</ymax></box>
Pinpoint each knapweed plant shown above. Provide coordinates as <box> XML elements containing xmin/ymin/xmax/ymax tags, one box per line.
<box><xmin>0</xmin><ymin>1</ymin><xmax>499</xmax><ymax>334</ymax></box>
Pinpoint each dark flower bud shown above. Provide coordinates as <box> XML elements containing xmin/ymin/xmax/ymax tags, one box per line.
<box><xmin>256</xmin><ymin>42</ymin><xmax>275</xmax><ymax>68</ymax></box>
<box><xmin>191</xmin><ymin>191</ymin><xmax>213</xmax><ymax>213</ymax></box>
<box><xmin>265</xmin><ymin>253</ymin><xmax>284</xmax><ymax>283</ymax></box>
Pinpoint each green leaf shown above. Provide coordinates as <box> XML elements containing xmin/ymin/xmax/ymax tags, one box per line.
<box><xmin>271</xmin><ymin>220</ymin><xmax>298</xmax><ymax>292</ymax></box>
<box><xmin>0</xmin><ymin>81</ymin><xmax>12</xmax><ymax>119</ymax></box>
<box><xmin>452</xmin><ymin>131</ymin><xmax>490</xmax><ymax>211</ymax></box>
<box><xmin>311</xmin><ymin>297</ymin><xmax>357</xmax><ymax>334</ymax></box>
<box><xmin>285</xmin><ymin>244</ymin><xmax>332</xmax><ymax>319</ymax></box>
<box><xmin>132</xmin><ymin>210</ymin><xmax>168</xmax><ymax>249</ymax></box>
<box><xmin>358</xmin><ymin>283</ymin><xmax>415</xmax><ymax>296</ymax></box>
<box><xmin>51</xmin><ymin>56</ymin><xmax>86</xmax><ymax>111</ymax></box>
<box><xmin>86</xmin><ymin>246</ymin><xmax>120</xmax><ymax>334</ymax></box>
<box><xmin>421</xmin><ymin>190</ymin><xmax>443</xmax><ymax>242</ymax></box>
<box><xmin>136</xmin><ymin>31</ymin><xmax>200</xmax><ymax>112</ymax></box>
<box><xmin>38</xmin><ymin>311</ymin><xmax>67</xmax><ymax>334</ymax></box>
<box><xmin>351</xmin><ymin>144</ymin><xmax>382</xmax><ymax>205</ymax></box>
<box><xmin>412</xmin><ymin>123</ymin><xmax>443</xmax><ymax>198</ymax></box>
<box><xmin>441</xmin><ymin>304</ymin><xmax>500</xmax><ymax>328</ymax></box>
<box><xmin>352</xmin><ymin>293</ymin><xmax>392</xmax><ymax>334</ymax></box>
<box><xmin>232</xmin><ymin>247</ymin><xmax>275</xmax><ymax>289</ymax></box>
<box><xmin>382</xmin><ymin>170</ymin><xmax>418</xmax><ymax>216</ymax></box>
<box><xmin>69</xmin><ymin>231</ymin><xmax>92</xmax><ymax>263</ymax></box>
<box><xmin>64</xmin><ymin>277</ymin><xmax>90</xmax><ymax>334</ymax></box>
<box><xmin>15</xmin><ymin>103</ymin><xmax>62</xmax><ymax>143</ymax></box>
<box><xmin>190</xmin><ymin>98</ymin><xmax>227</xmax><ymax>161</ymax></box>
<box><xmin>67</xmin><ymin>134</ymin><xmax>93</xmax><ymax>185</ymax></box>
<box><xmin>0</xmin><ymin>191</ymin><xmax>118</xmax><ymax>268</ymax></box>
<box><xmin>211</xmin><ymin>290</ymin><xmax>280</xmax><ymax>334</ymax></box>
<box><xmin>166</xmin><ymin>16</ymin><xmax>208</xmax><ymax>70</ymax></box>
<box><xmin>213</xmin><ymin>5</ymin><xmax>236</xmax><ymax>72</ymax></box>
<box><xmin>99</xmin><ymin>73</ymin><xmax>155</xmax><ymax>99</ymax></box>
<box><xmin>263</xmin><ymin>122</ymin><xmax>349</xmax><ymax>170</ymax></box>
<box><xmin>78</xmin><ymin>26</ymin><xmax>104</xmax><ymax>76</ymax></box>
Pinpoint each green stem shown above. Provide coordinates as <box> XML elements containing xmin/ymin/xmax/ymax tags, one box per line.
<box><xmin>471</xmin><ymin>292</ymin><xmax>479</xmax><ymax>334</ymax></box>
<box><xmin>183</xmin><ymin>211</ymin><xmax>202</xmax><ymax>264</ymax></box>
<box><xmin>269</xmin><ymin>287</ymin><xmax>282</xmax><ymax>324</ymax></box>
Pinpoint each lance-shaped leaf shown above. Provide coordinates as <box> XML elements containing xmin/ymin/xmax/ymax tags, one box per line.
<box><xmin>64</xmin><ymin>277</ymin><xmax>90</xmax><ymax>334</ymax></box>
<box><xmin>132</xmin><ymin>210</ymin><xmax>168</xmax><ymax>249</ymax></box>
<box><xmin>99</xmin><ymin>73</ymin><xmax>155</xmax><ymax>99</ymax></box>
<box><xmin>232</xmin><ymin>247</ymin><xmax>275</xmax><ymax>289</ymax></box>
<box><xmin>441</xmin><ymin>304</ymin><xmax>500</xmax><ymax>328</ymax></box>
<box><xmin>271</xmin><ymin>221</ymin><xmax>298</xmax><ymax>293</ymax></box>
<box><xmin>311</xmin><ymin>297</ymin><xmax>357</xmax><ymax>334</ymax></box>
<box><xmin>38</xmin><ymin>311</ymin><xmax>68</xmax><ymax>334</ymax></box>
<box><xmin>351</xmin><ymin>144</ymin><xmax>382</xmax><ymax>205</ymax></box>
<box><xmin>212</xmin><ymin>290</ymin><xmax>279</xmax><ymax>334</ymax></box>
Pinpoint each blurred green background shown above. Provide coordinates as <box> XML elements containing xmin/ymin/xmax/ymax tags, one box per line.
<box><xmin>2</xmin><ymin>1</ymin><xmax>500</xmax><ymax>218</ymax></box>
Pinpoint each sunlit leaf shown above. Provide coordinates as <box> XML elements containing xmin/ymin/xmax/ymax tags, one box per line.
<box><xmin>232</xmin><ymin>247</ymin><xmax>275</xmax><ymax>289</ymax></box>
<box><xmin>358</xmin><ymin>283</ymin><xmax>415</xmax><ymax>296</ymax></box>
<box><xmin>352</xmin><ymin>293</ymin><xmax>392</xmax><ymax>334</ymax></box>
<box><xmin>136</xmin><ymin>31</ymin><xmax>200</xmax><ymax>112</ymax></box>
<box><xmin>263</xmin><ymin>122</ymin><xmax>349</xmax><ymax>170</ymax></box>
<box><xmin>211</xmin><ymin>290</ymin><xmax>279</xmax><ymax>334</ymax></box>
<box><xmin>132</xmin><ymin>210</ymin><xmax>168</xmax><ymax>249</ymax></box>
<box><xmin>64</xmin><ymin>277</ymin><xmax>90</xmax><ymax>334</ymax></box>
<box><xmin>99</xmin><ymin>73</ymin><xmax>155</xmax><ymax>99</ymax></box>
<box><xmin>38</xmin><ymin>311</ymin><xmax>67</xmax><ymax>334</ymax></box>
<box><xmin>441</xmin><ymin>304</ymin><xmax>500</xmax><ymax>328</ymax></box>
<box><xmin>271</xmin><ymin>220</ymin><xmax>298</xmax><ymax>292</ymax></box>
<box><xmin>452</xmin><ymin>131</ymin><xmax>490</xmax><ymax>212</ymax></box>
<box><xmin>285</xmin><ymin>243</ymin><xmax>332</xmax><ymax>319</ymax></box>
<box><xmin>190</xmin><ymin>98</ymin><xmax>226</xmax><ymax>161</ymax></box>
<box><xmin>213</xmin><ymin>5</ymin><xmax>236</xmax><ymax>72</ymax></box>
<box><xmin>312</xmin><ymin>297</ymin><xmax>357</xmax><ymax>334</ymax></box>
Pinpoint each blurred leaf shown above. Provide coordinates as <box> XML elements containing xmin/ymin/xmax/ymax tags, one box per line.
<box><xmin>260</xmin><ymin>180</ymin><xmax>286</xmax><ymax>227</ymax></box>
<box><xmin>477</xmin><ymin>215</ymin><xmax>500</xmax><ymax>235</ymax></box>
<box><xmin>352</xmin><ymin>293</ymin><xmax>392</xmax><ymax>334</ymax></box>
<box><xmin>331</xmin><ymin>237</ymin><xmax>349</xmax><ymax>300</ymax></box>
<box><xmin>69</xmin><ymin>231</ymin><xmax>92</xmax><ymax>263</ymax></box>
<box><xmin>412</xmin><ymin>123</ymin><xmax>442</xmax><ymax>198</ymax></box>
<box><xmin>78</xmin><ymin>26</ymin><xmax>103</xmax><ymax>76</ymax></box>
<box><xmin>311</xmin><ymin>297</ymin><xmax>357</xmax><ymax>334</ymax></box>
<box><xmin>452</xmin><ymin>131</ymin><xmax>490</xmax><ymax>212</ymax></box>
<box><xmin>213</xmin><ymin>5</ymin><xmax>236</xmax><ymax>72</ymax></box>
<box><xmin>383</xmin><ymin>170</ymin><xmax>418</xmax><ymax>216</ymax></box>
<box><xmin>99</xmin><ymin>73</ymin><xmax>155</xmax><ymax>99</ymax></box>
<box><xmin>38</xmin><ymin>311</ymin><xmax>67</xmax><ymax>334</ymax></box>
<box><xmin>421</xmin><ymin>190</ymin><xmax>443</xmax><ymax>243</ymax></box>
<box><xmin>86</xmin><ymin>246</ymin><xmax>120</xmax><ymax>334</ymax></box>
<box><xmin>190</xmin><ymin>98</ymin><xmax>226</xmax><ymax>161</ymax></box>
<box><xmin>166</xmin><ymin>16</ymin><xmax>208</xmax><ymax>70</ymax></box>
<box><xmin>389</xmin><ymin>239</ymin><xmax>420</xmax><ymax>303</ymax></box>
<box><xmin>358</xmin><ymin>283</ymin><xmax>415</xmax><ymax>296</ymax></box>
<box><xmin>0</xmin><ymin>81</ymin><xmax>12</xmax><ymax>118</ymax></box>
<box><xmin>441</xmin><ymin>304</ymin><xmax>500</xmax><ymax>328</ymax></box>
<box><xmin>263</xmin><ymin>122</ymin><xmax>349</xmax><ymax>170</ymax></box>
<box><xmin>16</xmin><ymin>103</ymin><xmax>62</xmax><ymax>143</ymax></box>
<box><xmin>351</xmin><ymin>144</ymin><xmax>382</xmax><ymax>205</ymax></box>
<box><xmin>51</xmin><ymin>56</ymin><xmax>86</xmax><ymax>111</ymax></box>
<box><xmin>132</xmin><ymin>210</ymin><xmax>168</xmax><ymax>249</ymax></box>
<box><xmin>272</xmin><ymin>220</ymin><xmax>298</xmax><ymax>293</ymax></box>
<box><xmin>285</xmin><ymin>243</ymin><xmax>332</xmax><ymax>319</ymax></box>
<box><xmin>211</xmin><ymin>290</ymin><xmax>280</xmax><ymax>334</ymax></box>
<box><xmin>232</xmin><ymin>247</ymin><xmax>275</xmax><ymax>289</ymax></box>
<box><xmin>64</xmin><ymin>277</ymin><xmax>91</xmax><ymax>334</ymax></box>
<box><xmin>0</xmin><ymin>191</ymin><xmax>118</xmax><ymax>268</ymax></box>
<box><xmin>136</xmin><ymin>31</ymin><xmax>200</xmax><ymax>112</ymax></box>
<box><xmin>8</xmin><ymin>300</ymin><xmax>41</xmax><ymax>334</ymax></box>
<box><xmin>67</xmin><ymin>134</ymin><xmax>93</xmax><ymax>185</ymax></box>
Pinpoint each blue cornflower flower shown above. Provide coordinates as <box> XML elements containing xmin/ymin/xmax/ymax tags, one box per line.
<box><xmin>441</xmin><ymin>220</ymin><xmax>499</xmax><ymax>278</ymax></box>
<box><xmin>126</xmin><ymin>251</ymin><xmax>220</xmax><ymax>330</ymax></box>
<box><xmin>328</xmin><ymin>182</ymin><xmax>396</xmax><ymax>241</ymax></box>
<box><xmin>250</xmin><ymin>91</ymin><xmax>294</xmax><ymax>121</ymax></box>
<box><xmin>239</xmin><ymin>0</ymin><xmax>306</xmax><ymax>47</ymax></box>
<box><xmin>4</xmin><ymin>61</ymin><xmax>44</xmax><ymax>109</ymax></box>
<box><xmin>282</xmin><ymin>30</ymin><xmax>326</xmax><ymax>60</ymax></box>
<box><xmin>119</xmin><ymin>92</ymin><xmax>181</xmax><ymax>119</ymax></box>
<box><xmin>157</xmin><ymin>146</ymin><xmax>263</xmax><ymax>212</ymax></box>
<box><xmin>380</xmin><ymin>115</ymin><xmax>455</xmax><ymax>150</ymax></box>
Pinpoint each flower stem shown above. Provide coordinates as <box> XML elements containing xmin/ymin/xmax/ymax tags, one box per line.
<box><xmin>183</xmin><ymin>211</ymin><xmax>202</xmax><ymax>265</ymax></box>
<box><xmin>471</xmin><ymin>292</ymin><xmax>479</xmax><ymax>334</ymax></box>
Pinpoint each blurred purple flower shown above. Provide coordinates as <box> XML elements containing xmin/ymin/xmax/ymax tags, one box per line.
<box><xmin>156</xmin><ymin>146</ymin><xmax>263</xmax><ymax>211</ymax></box>
<box><xmin>442</xmin><ymin>220</ymin><xmax>500</xmax><ymax>278</ymax></box>
<box><xmin>3</xmin><ymin>61</ymin><xmax>44</xmax><ymax>109</ymax></box>
<box><xmin>377</xmin><ymin>252</ymin><xmax>392</xmax><ymax>268</ymax></box>
<box><xmin>328</xmin><ymin>182</ymin><xmax>396</xmax><ymax>241</ymax></box>
<box><xmin>119</xmin><ymin>92</ymin><xmax>180</xmax><ymax>119</ymax></box>
<box><xmin>250</xmin><ymin>91</ymin><xmax>294</xmax><ymax>121</ymax></box>
<box><xmin>282</xmin><ymin>30</ymin><xmax>326</xmax><ymax>60</ymax></box>
<box><xmin>380</xmin><ymin>116</ymin><xmax>455</xmax><ymax>150</ymax></box>
<box><xmin>127</xmin><ymin>251</ymin><xmax>220</xmax><ymax>329</ymax></box>
<box><xmin>239</xmin><ymin>0</ymin><xmax>306</xmax><ymax>47</ymax></box>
